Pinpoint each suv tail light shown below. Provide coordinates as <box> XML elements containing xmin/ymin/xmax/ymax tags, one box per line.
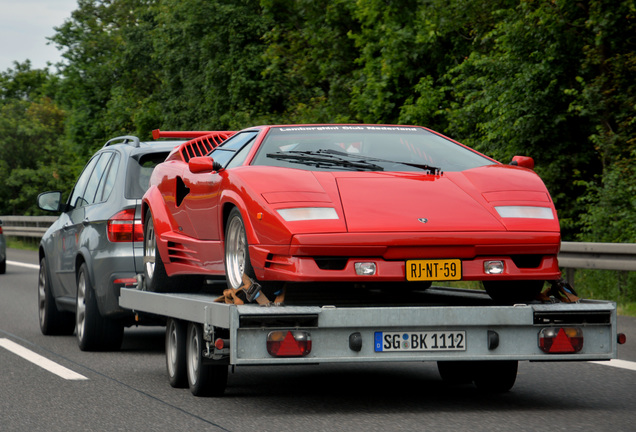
<box><xmin>107</xmin><ymin>208</ymin><xmax>143</xmax><ymax>242</ymax></box>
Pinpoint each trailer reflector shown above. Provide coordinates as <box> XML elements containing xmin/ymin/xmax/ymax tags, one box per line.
<box><xmin>538</xmin><ymin>327</ymin><xmax>583</xmax><ymax>353</ymax></box>
<box><xmin>267</xmin><ymin>331</ymin><xmax>312</xmax><ymax>357</ymax></box>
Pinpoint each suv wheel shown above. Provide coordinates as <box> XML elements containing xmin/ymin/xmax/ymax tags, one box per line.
<box><xmin>76</xmin><ymin>263</ymin><xmax>124</xmax><ymax>351</ymax></box>
<box><xmin>38</xmin><ymin>257</ymin><xmax>74</xmax><ymax>335</ymax></box>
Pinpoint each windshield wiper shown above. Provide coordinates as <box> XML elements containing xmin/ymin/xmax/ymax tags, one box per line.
<box><xmin>266</xmin><ymin>150</ymin><xmax>385</xmax><ymax>171</ymax></box>
<box><xmin>320</xmin><ymin>149</ymin><xmax>442</xmax><ymax>174</ymax></box>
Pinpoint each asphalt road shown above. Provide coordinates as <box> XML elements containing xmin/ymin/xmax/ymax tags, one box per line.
<box><xmin>1</xmin><ymin>248</ymin><xmax>635</xmax><ymax>432</ymax></box>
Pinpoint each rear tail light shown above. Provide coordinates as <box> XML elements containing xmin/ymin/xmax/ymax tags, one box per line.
<box><xmin>538</xmin><ymin>327</ymin><xmax>583</xmax><ymax>353</ymax></box>
<box><xmin>113</xmin><ymin>278</ymin><xmax>138</xmax><ymax>288</ymax></box>
<box><xmin>107</xmin><ymin>208</ymin><xmax>143</xmax><ymax>242</ymax></box>
<box><xmin>267</xmin><ymin>331</ymin><xmax>312</xmax><ymax>357</ymax></box>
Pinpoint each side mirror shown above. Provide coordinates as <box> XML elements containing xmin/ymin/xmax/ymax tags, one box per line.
<box><xmin>188</xmin><ymin>156</ymin><xmax>223</xmax><ymax>174</ymax></box>
<box><xmin>37</xmin><ymin>191</ymin><xmax>65</xmax><ymax>212</ymax></box>
<box><xmin>510</xmin><ymin>156</ymin><xmax>534</xmax><ymax>170</ymax></box>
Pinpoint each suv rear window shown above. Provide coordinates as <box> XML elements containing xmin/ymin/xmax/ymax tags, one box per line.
<box><xmin>126</xmin><ymin>152</ymin><xmax>170</xmax><ymax>199</ymax></box>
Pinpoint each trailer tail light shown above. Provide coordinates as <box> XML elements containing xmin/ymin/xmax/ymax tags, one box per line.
<box><xmin>267</xmin><ymin>331</ymin><xmax>312</xmax><ymax>357</ymax></box>
<box><xmin>107</xmin><ymin>208</ymin><xmax>143</xmax><ymax>242</ymax></box>
<box><xmin>539</xmin><ymin>327</ymin><xmax>583</xmax><ymax>353</ymax></box>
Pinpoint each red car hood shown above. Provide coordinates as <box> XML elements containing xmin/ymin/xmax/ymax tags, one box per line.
<box><xmin>335</xmin><ymin>172</ymin><xmax>506</xmax><ymax>232</ymax></box>
<box><xmin>242</xmin><ymin>165</ymin><xmax>558</xmax><ymax>234</ymax></box>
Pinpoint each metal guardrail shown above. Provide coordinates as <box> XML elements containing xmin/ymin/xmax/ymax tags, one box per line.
<box><xmin>1</xmin><ymin>215</ymin><xmax>634</xmax><ymax>274</ymax></box>
<box><xmin>558</xmin><ymin>242</ymin><xmax>636</xmax><ymax>272</ymax></box>
<box><xmin>0</xmin><ymin>215</ymin><xmax>58</xmax><ymax>238</ymax></box>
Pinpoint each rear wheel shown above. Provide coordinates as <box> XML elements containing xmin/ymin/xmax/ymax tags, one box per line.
<box><xmin>38</xmin><ymin>257</ymin><xmax>74</xmax><ymax>335</ymax></box>
<box><xmin>186</xmin><ymin>322</ymin><xmax>228</xmax><ymax>397</ymax></box>
<box><xmin>483</xmin><ymin>280</ymin><xmax>544</xmax><ymax>305</ymax></box>
<box><xmin>166</xmin><ymin>318</ymin><xmax>188</xmax><ymax>388</ymax></box>
<box><xmin>76</xmin><ymin>263</ymin><xmax>124</xmax><ymax>351</ymax></box>
<box><xmin>143</xmin><ymin>212</ymin><xmax>202</xmax><ymax>293</ymax></box>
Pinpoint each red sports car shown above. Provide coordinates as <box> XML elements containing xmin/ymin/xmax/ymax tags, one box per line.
<box><xmin>141</xmin><ymin>125</ymin><xmax>561</xmax><ymax>304</ymax></box>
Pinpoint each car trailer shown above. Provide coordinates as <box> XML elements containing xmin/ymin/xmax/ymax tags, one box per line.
<box><xmin>119</xmin><ymin>285</ymin><xmax>624</xmax><ymax>396</ymax></box>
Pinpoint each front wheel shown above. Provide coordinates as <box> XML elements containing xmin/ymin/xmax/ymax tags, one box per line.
<box><xmin>224</xmin><ymin>208</ymin><xmax>252</xmax><ymax>291</ymax></box>
<box><xmin>224</xmin><ymin>207</ymin><xmax>281</xmax><ymax>298</ymax></box>
<box><xmin>38</xmin><ymin>257</ymin><xmax>74</xmax><ymax>335</ymax></box>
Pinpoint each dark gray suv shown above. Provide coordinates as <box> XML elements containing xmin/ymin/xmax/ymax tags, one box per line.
<box><xmin>37</xmin><ymin>135</ymin><xmax>183</xmax><ymax>351</ymax></box>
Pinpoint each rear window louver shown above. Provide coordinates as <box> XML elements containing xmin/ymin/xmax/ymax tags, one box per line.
<box><xmin>178</xmin><ymin>131</ymin><xmax>236</xmax><ymax>162</ymax></box>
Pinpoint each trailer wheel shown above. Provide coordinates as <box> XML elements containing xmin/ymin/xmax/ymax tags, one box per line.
<box><xmin>437</xmin><ymin>361</ymin><xmax>474</xmax><ymax>385</ymax></box>
<box><xmin>166</xmin><ymin>318</ymin><xmax>187</xmax><ymax>388</ymax></box>
<box><xmin>186</xmin><ymin>322</ymin><xmax>228</xmax><ymax>397</ymax></box>
<box><xmin>472</xmin><ymin>360</ymin><xmax>518</xmax><ymax>393</ymax></box>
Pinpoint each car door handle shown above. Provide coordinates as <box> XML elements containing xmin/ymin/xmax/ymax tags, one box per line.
<box><xmin>82</xmin><ymin>218</ymin><xmax>90</xmax><ymax>226</ymax></box>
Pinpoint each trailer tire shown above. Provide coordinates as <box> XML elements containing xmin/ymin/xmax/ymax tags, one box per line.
<box><xmin>472</xmin><ymin>360</ymin><xmax>518</xmax><ymax>393</ymax></box>
<box><xmin>437</xmin><ymin>361</ymin><xmax>474</xmax><ymax>385</ymax></box>
<box><xmin>186</xmin><ymin>322</ymin><xmax>228</xmax><ymax>397</ymax></box>
<box><xmin>166</xmin><ymin>318</ymin><xmax>188</xmax><ymax>388</ymax></box>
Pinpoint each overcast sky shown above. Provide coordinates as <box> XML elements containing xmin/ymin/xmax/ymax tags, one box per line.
<box><xmin>0</xmin><ymin>0</ymin><xmax>78</xmax><ymax>72</ymax></box>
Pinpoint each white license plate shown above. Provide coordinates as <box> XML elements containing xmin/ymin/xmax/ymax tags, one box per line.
<box><xmin>374</xmin><ymin>331</ymin><xmax>466</xmax><ymax>352</ymax></box>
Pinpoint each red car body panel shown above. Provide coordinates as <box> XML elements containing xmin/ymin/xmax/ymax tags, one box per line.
<box><xmin>142</xmin><ymin>125</ymin><xmax>562</xmax><ymax>285</ymax></box>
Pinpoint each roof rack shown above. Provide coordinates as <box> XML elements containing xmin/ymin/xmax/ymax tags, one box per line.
<box><xmin>103</xmin><ymin>135</ymin><xmax>140</xmax><ymax>148</ymax></box>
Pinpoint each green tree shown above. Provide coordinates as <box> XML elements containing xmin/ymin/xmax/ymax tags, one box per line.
<box><xmin>573</xmin><ymin>0</ymin><xmax>636</xmax><ymax>242</ymax></box>
<box><xmin>445</xmin><ymin>1</ymin><xmax>602</xmax><ymax>239</ymax></box>
<box><xmin>0</xmin><ymin>63</ymin><xmax>73</xmax><ymax>214</ymax></box>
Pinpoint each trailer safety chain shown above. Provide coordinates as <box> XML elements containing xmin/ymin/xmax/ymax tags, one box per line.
<box><xmin>215</xmin><ymin>274</ymin><xmax>285</xmax><ymax>305</ymax></box>
<box><xmin>538</xmin><ymin>278</ymin><xmax>580</xmax><ymax>303</ymax></box>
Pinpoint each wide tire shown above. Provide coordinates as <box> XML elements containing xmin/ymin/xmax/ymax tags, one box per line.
<box><xmin>166</xmin><ymin>318</ymin><xmax>188</xmax><ymax>388</ymax></box>
<box><xmin>38</xmin><ymin>257</ymin><xmax>74</xmax><ymax>336</ymax></box>
<box><xmin>186</xmin><ymin>322</ymin><xmax>228</xmax><ymax>397</ymax></box>
<box><xmin>143</xmin><ymin>212</ymin><xmax>202</xmax><ymax>293</ymax></box>
<box><xmin>76</xmin><ymin>263</ymin><xmax>124</xmax><ymax>351</ymax></box>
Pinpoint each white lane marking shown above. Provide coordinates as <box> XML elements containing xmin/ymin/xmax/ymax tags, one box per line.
<box><xmin>590</xmin><ymin>359</ymin><xmax>636</xmax><ymax>372</ymax></box>
<box><xmin>0</xmin><ymin>338</ymin><xmax>88</xmax><ymax>380</ymax></box>
<box><xmin>7</xmin><ymin>260</ymin><xmax>39</xmax><ymax>270</ymax></box>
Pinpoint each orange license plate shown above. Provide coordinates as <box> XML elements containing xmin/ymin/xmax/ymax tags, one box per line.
<box><xmin>405</xmin><ymin>259</ymin><xmax>462</xmax><ymax>281</ymax></box>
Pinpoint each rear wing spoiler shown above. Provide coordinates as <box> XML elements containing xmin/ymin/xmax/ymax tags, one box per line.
<box><xmin>152</xmin><ymin>129</ymin><xmax>235</xmax><ymax>140</ymax></box>
<box><xmin>155</xmin><ymin>129</ymin><xmax>238</xmax><ymax>163</ymax></box>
